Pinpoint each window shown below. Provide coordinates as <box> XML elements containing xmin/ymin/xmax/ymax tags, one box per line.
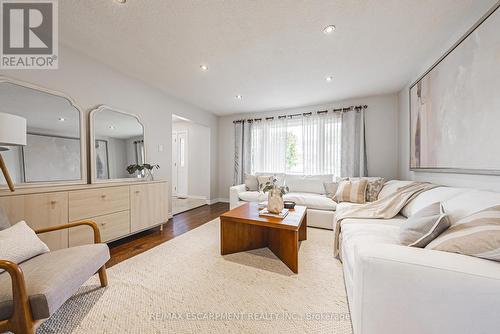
<box><xmin>286</xmin><ymin>118</ymin><xmax>303</xmax><ymax>174</ymax></box>
<box><xmin>250</xmin><ymin>113</ymin><xmax>341</xmax><ymax>176</ymax></box>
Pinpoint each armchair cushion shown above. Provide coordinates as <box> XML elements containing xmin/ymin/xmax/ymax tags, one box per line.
<box><xmin>0</xmin><ymin>243</ymin><xmax>110</xmax><ymax>321</ymax></box>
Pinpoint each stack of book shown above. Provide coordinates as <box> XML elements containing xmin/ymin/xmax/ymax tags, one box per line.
<box><xmin>258</xmin><ymin>208</ymin><xmax>289</xmax><ymax>219</ymax></box>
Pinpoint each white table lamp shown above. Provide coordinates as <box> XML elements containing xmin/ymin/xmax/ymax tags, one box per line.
<box><xmin>0</xmin><ymin>112</ymin><xmax>27</xmax><ymax>191</ymax></box>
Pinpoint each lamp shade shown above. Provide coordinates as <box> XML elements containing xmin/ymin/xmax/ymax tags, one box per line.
<box><xmin>0</xmin><ymin>112</ymin><xmax>27</xmax><ymax>146</ymax></box>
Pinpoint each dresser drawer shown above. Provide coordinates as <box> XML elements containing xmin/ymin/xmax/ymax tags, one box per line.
<box><xmin>69</xmin><ymin>186</ymin><xmax>129</xmax><ymax>221</ymax></box>
<box><xmin>0</xmin><ymin>192</ymin><xmax>69</xmax><ymax>250</ymax></box>
<box><xmin>69</xmin><ymin>210</ymin><xmax>131</xmax><ymax>246</ymax></box>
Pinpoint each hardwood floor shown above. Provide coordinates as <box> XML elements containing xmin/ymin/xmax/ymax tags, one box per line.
<box><xmin>106</xmin><ymin>202</ymin><xmax>229</xmax><ymax>267</ymax></box>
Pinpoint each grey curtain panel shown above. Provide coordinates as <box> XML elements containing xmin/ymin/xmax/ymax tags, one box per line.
<box><xmin>134</xmin><ymin>140</ymin><xmax>145</xmax><ymax>165</ymax></box>
<box><xmin>341</xmin><ymin>108</ymin><xmax>368</xmax><ymax>177</ymax></box>
<box><xmin>233</xmin><ymin>121</ymin><xmax>252</xmax><ymax>185</ymax></box>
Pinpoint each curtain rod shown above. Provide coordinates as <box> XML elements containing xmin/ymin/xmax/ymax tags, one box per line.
<box><xmin>233</xmin><ymin>105</ymin><xmax>367</xmax><ymax>123</ymax></box>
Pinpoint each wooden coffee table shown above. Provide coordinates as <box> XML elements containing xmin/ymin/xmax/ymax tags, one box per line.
<box><xmin>220</xmin><ymin>202</ymin><xmax>307</xmax><ymax>273</ymax></box>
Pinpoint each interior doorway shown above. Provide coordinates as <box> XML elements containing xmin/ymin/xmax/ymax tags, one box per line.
<box><xmin>171</xmin><ymin>114</ymin><xmax>211</xmax><ymax>215</ymax></box>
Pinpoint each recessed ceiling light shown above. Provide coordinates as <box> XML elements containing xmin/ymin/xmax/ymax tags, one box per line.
<box><xmin>109</xmin><ymin>125</ymin><xmax>115</xmax><ymax>130</ymax></box>
<box><xmin>115</xmin><ymin>0</ymin><xmax>126</xmax><ymax>4</ymax></box>
<box><xmin>58</xmin><ymin>117</ymin><xmax>65</xmax><ymax>122</ymax></box>
<box><xmin>323</xmin><ymin>25</ymin><xmax>336</xmax><ymax>34</ymax></box>
<box><xmin>235</xmin><ymin>95</ymin><xmax>243</xmax><ymax>100</ymax></box>
<box><xmin>326</xmin><ymin>76</ymin><xmax>333</xmax><ymax>82</ymax></box>
<box><xmin>200</xmin><ymin>64</ymin><xmax>208</xmax><ymax>72</ymax></box>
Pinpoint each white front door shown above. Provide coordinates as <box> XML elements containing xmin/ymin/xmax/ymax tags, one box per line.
<box><xmin>172</xmin><ymin>131</ymin><xmax>188</xmax><ymax>198</ymax></box>
<box><xmin>172</xmin><ymin>133</ymin><xmax>178</xmax><ymax>197</ymax></box>
<box><xmin>176</xmin><ymin>131</ymin><xmax>188</xmax><ymax>197</ymax></box>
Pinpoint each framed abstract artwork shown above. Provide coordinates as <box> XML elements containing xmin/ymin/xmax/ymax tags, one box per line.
<box><xmin>23</xmin><ymin>134</ymin><xmax>81</xmax><ymax>182</ymax></box>
<box><xmin>409</xmin><ymin>2</ymin><xmax>500</xmax><ymax>175</ymax></box>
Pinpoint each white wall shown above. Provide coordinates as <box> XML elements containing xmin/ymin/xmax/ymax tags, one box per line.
<box><xmin>397</xmin><ymin>2</ymin><xmax>500</xmax><ymax>192</ymax></box>
<box><xmin>0</xmin><ymin>45</ymin><xmax>220</xmax><ymax>212</ymax></box>
<box><xmin>218</xmin><ymin>93</ymin><xmax>400</xmax><ymax>199</ymax></box>
<box><xmin>172</xmin><ymin>121</ymin><xmax>211</xmax><ymax>199</ymax></box>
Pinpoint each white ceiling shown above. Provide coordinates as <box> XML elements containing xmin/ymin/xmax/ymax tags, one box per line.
<box><xmin>60</xmin><ymin>0</ymin><xmax>497</xmax><ymax>115</ymax></box>
<box><xmin>172</xmin><ymin>114</ymin><xmax>191</xmax><ymax>123</ymax></box>
<box><xmin>0</xmin><ymin>82</ymin><xmax>80</xmax><ymax>137</ymax></box>
<box><xmin>94</xmin><ymin>108</ymin><xmax>144</xmax><ymax>139</ymax></box>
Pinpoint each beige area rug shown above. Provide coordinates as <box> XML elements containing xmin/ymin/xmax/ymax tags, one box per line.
<box><xmin>37</xmin><ymin>219</ymin><xmax>353</xmax><ymax>334</ymax></box>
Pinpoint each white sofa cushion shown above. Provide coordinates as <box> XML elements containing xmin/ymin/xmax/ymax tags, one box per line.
<box><xmin>285</xmin><ymin>174</ymin><xmax>333</xmax><ymax>194</ymax></box>
<box><xmin>283</xmin><ymin>192</ymin><xmax>336</xmax><ymax>211</ymax></box>
<box><xmin>336</xmin><ymin>202</ymin><xmax>364</xmax><ymax>212</ymax></box>
<box><xmin>442</xmin><ymin>189</ymin><xmax>500</xmax><ymax>224</ymax></box>
<box><xmin>306</xmin><ymin>209</ymin><xmax>335</xmax><ymax>229</ymax></box>
<box><xmin>341</xmin><ymin>220</ymin><xmax>402</xmax><ymax>281</ymax></box>
<box><xmin>401</xmin><ymin>186</ymin><xmax>467</xmax><ymax>218</ymax></box>
<box><xmin>341</xmin><ymin>215</ymin><xmax>407</xmax><ymax>228</ymax></box>
<box><xmin>351</xmin><ymin>243</ymin><xmax>500</xmax><ymax>334</ymax></box>
<box><xmin>238</xmin><ymin>191</ymin><xmax>267</xmax><ymax>202</ymax></box>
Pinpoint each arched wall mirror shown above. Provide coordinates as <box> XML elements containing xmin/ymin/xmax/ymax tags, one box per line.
<box><xmin>0</xmin><ymin>77</ymin><xmax>86</xmax><ymax>188</ymax></box>
<box><xmin>90</xmin><ymin>105</ymin><xmax>146</xmax><ymax>183</ymax></box>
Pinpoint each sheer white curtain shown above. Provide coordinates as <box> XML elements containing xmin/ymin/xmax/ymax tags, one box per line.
<box><xmin>302</xmin><ymin>112</ymin><xmax>342</xmax><ymax>176</ymax></box>
<box><xmin>251</xmin><ymin>117</ymin><xmax>287</xmax><ymax>174</ymax></box>
<box><xmin>250</xmin><ymin>112</ymin><xmax>342</xmax><ymax>176</ymax></box>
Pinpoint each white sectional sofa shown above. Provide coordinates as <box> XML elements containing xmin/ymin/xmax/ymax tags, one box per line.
<box><xmin>230</xmin><ymin>174</ymin><xmax>337</xmax><ymax>229</ymax></box>
<box><xmin>231</xmin><ymin>178</ymin><xmax>500</xmax><ymax>333</ymax></box>
<box><xmin>341</xmin><ymin>180</ymin><xmax>500</xmax><ymax>334</ymax></box>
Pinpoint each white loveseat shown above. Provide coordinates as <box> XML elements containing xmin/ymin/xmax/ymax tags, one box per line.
<box><xmin>230</xmin><ymin>174</ymin><xmax>337</xmax><ymax>229</ymax></box>
<box><xmin>341</xmin><ymin>180</ymin><xmax>500</xmax><ymax>334</ymax></box>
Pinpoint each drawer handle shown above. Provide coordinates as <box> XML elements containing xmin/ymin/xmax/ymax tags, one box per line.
<box><xmin>135</xmin><ymin>191</ymin><xmax>140</xmax><ymax>194</ymax></box>
<box><xmin>50</xmin><ymin>200</ymin><xmax>57</xmax><ymax>205</ymax></box>
<box><xmin>101</xmin><ymin>195</ymin><xmax>107</xmax><ymax>199</ymax></box>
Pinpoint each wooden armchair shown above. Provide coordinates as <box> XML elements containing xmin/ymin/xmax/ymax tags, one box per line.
<box><xmin>0</xmin><ymin>221</ymin><xmax>109</xmax><ymax>334</ymax></box>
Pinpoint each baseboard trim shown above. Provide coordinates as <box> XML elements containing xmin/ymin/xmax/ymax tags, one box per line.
<box><xmin>208</xmin><ymin>198</ymin><xmax>229</xmax><ymax>205</ymax></box>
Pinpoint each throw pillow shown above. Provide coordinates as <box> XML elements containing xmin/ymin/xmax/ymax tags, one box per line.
<box><xmin>0</xmin><ymin>221</ymin><xmax>50</xmax><ymax>273</ymax></box>
<box><xmin>244</xmin><ymin>174</ymin><xmax>258</xmax><ymax>191</ymax></box>
<box><xmin>323</xmin><ymin>181</ymin><xmax>339</xmax><ymax>198</ymax></box>
<box><xmin>257</xmin><ymin>175</ymin><xmax>273</xmax><ymax>191</ymax></box>
<box><xmin>333</xmin><ymin>179</ymin><xmax>368</xmax><ymax>204</ymax></box>
<box><xmin>400</xmin><ymin>202</ymin><xmax>450</xmax><ymax>247</ymax></box>
<box><xmin>426</xmin><ymin>205</ymin><xmax>500</xmax><ymax>261</ymax></box>
<box><xmin>349</xmin><ymin>177</ymin><xmax>385</xmax><ymax>202</ymax></box>
<box><xmin>366</xmin><ymin>178</ymin><xmax>385</xmax><ymax>202</ymax></box>
<box><xmin>0</xmin><ymin>208</ymin><xmax>10</xmax><ymax>231</ymax></box>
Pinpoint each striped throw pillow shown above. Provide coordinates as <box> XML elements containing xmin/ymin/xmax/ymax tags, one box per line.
<box><xmin>426</xmin><ymin>205</ymin><xmax>500</xmax><ymax>261</ymax></box>
<box><xmin>333</xmin><ymin>179</ymin><xmax>368</xmax><ymax>204</ymax></box>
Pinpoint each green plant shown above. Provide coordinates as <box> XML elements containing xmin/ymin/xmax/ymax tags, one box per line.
<box><xmin>286</xmin><ymin>131</ymin><xmax>298</xmax><ymax>169</ymax></box>
<box><xmin>126</xmin><ymin>163</ymin><xmax>160</xmax><ymax>175</ymax></box>
<box><xmin>261</xmin><ymin>177</ymin><xmax>289</xmax><ymax>196</ymax></box>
